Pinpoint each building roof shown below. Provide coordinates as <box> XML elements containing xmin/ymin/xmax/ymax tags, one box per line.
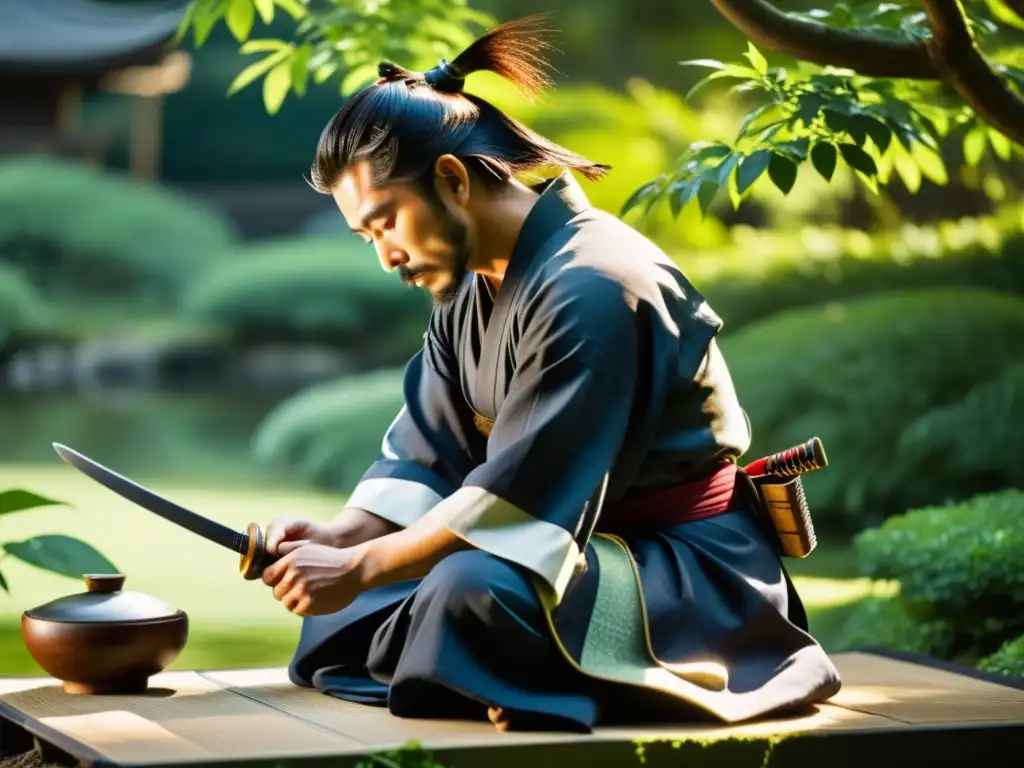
<box><xmin>0</xmin><ymin>0</ymin><xmax>191</xmax><ymax>75</ymax></box>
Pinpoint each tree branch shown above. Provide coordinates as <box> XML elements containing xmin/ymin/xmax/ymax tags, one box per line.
<box><xmin>709</xmin><ymin>0</ymin><xmax>939</xmax><ymax>79</ymax></box>
<box><xmin>922</xmin><ymin>0</ymin><xmax>1024</xmax><ymax>145</ymax></box>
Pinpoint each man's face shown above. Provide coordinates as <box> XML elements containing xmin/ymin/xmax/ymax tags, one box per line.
<box><xmin>333</xmin><ymin>158</ymin><xmax>471</xmax><ymax>305</ymax></box>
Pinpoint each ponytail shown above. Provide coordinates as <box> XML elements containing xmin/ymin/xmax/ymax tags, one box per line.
<box><xmin>309</xmin><ymin>15</ymin><xmax>608</xmax><ymax>194</ymax></box>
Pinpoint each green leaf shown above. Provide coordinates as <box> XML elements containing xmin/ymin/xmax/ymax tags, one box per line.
<box><xmin>192</xmin><ymin>3</ymin><xmax>221</xmax><ymax>48</ymax></box>
<box><xmin>0</xmin><ymin>567</ymin><xmax>8</xmax><ymax>594</ymax></box>
<box><xmin>226</xmin><ymin>0</ymin><xmax>255</xmax><ymax>42</ymax></box>
<box><xmin>736</xmin><ymin>102</ymin><xmax>777</xmax><ymax>139</ymax></box>
<box><xmin>290</xmin><ymin>45</ymin><xmax>312</xmax><ymax>97</ymax></box>
<box><xmin>263</xmin><ymin>60</ymin><xmax>292</xmax><ymax>114</ymax></box>
<box><xmin>228</xmin><ymin>47</ymin><xmax>292</xmax><ymax>96</ymax></box>
<box><xmin>668</xmin><ymin>178</ymin><xmax>699</xmax><ymax>218</ymax></box>
<box><xmin>823</xmin><ymin>108</ymin><xmax>851</xmax><ymax>136</ymax></box>
<box><xmin>744</xmin><ymin>42</ymin><xmax>768</xmax><ymax>75</ymax></box>
<box><xmin>911</xmin><ymin>143</ymin><xmax>948</xmax><ymax>185</ymax></box>
<box><xmin>274</xmin><ymin>0</ymin><xmax>308</xmax><ymax>18</ymax></box>
<box><xmin>963</xmin><ymin>125</ymin><xmax>988</xmax><ymax>166</ymax></box>
<box><xmin>621</xmin><ymin>180</ymin><xmax>662</xmax><ymax>216</ymax></box>
<box><xmin>894</xmin><ymin>144</ymin><xmax>922</xmax><ymax>193</ymax></box>
<box><xmin>691</xmin><ymin>142</ymin><xmax>732</xmax><ymax>161</ymax></box>
<box><xmin>342</xmin><ymin>62</ymin><xmax>380</xmax><ymax>95</ymax></box>
<box><xmin>839</xmin><ymin>143</ymin><xmax>878</xmax><ymax>177</ymax></box>
<box><xmin>314</xmin><ymin>62</ymin><xmax>339</xmax><ymax>85</ymax></box>
<box><xmin>173</xmin><ymin>3</ymin><xmax>196</xmax><ymax>45</ymax></box>
<box><xmin>4</xmin><ymin>535</ymin><xmax>118</xmax><ymax>580</ymax></box>
<box><xmin>985</xmin><ymin>0</ymin><xmax>1024</xmax><ymax>31</ymax></box>
<box><xmin>767</xmin><ymin>152</ymin><xmax>798</xmax><ymax>195</ymax></box>
<box><xmin>736</xmin><ymin>149</ymin><xmax>772</xmax><ymax>195</ymax></box>
<box><xmin>697</xmin><ymin>180</ymin><xmax>720</xmax><ymax>218</ymax></box>
<box><xmin>775</xmin><ymin>138</ymin><xmax>810</xmax><ymax>161</ymax></box>
<box><xmin>987</xmin><ymin>128</ymin><xmax>1013</xmax><ymax>160</ymax></box>
<box><xmin>713</xmin><ymin>152</ymin><xmax>742</xmax><ymax>186</ymax></box>
<box><xmin>240</xmin><ymin>39</ymin><xmax>289</xmax><ymax>53</ymax></box>
<box><xmin>811</xmin><ymin>142</ymin><xmax>838</xmax><ymax>181</ymax></box>
<box><xmin>0</xmin><ymin>490</ymin><xmax>66</xmax><ymax>517</ymax></box>
<box><xmin>254</xmin><ymin>0</ymin><xmax>274</xmax><ymax>24</ymax></box>
<box><xmin>793</xmin><ymin>93</ymin><xmax>825</xmax><ymax>128</ymax></box>
<box><xmin>679</xmin><ymin>58</ymin><xmax>727</xmax><ymax>70</ymax></box>
<box><xmin>858</xmin><ymin>115</ymin><xmax>893</xmax><ymax>154</ymax></box>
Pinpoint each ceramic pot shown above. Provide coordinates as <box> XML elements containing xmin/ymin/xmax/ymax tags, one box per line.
<box><xmin>21</xmin><ymin>574</ymin><xmax>188</xmax><ymax>694</ymax></box>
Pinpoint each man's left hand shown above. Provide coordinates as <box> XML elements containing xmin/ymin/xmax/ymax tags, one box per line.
<box><xmin>261</xmin><ymin>543</ymin><xmax>365</xmax><ymax>616</ymax></box>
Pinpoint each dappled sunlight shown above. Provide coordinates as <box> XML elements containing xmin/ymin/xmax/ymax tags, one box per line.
<box><xmin>791</xmin><ymin>576</ymin><xmax>899</xmax><ymax>609</ymax></box>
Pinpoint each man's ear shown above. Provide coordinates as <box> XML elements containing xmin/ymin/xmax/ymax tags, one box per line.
<box><xmin>433</xmin><ymin>154</ymin><xmax>470</xmax><ymax>206</ymax></box>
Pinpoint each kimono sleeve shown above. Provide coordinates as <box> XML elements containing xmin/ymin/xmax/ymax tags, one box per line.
<box><xmin>423</xmin><ymin>271</ymin><xmax>639</xmax><ymax>606</ymax></box>
<box><xmin>345</xmin><ymin>310</ymin><xmax>481</xmax><ymax>528</ymax></box>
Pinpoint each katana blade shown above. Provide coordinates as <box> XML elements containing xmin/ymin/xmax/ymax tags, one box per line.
<box><xmin>53</xmin><ymin>443</ymin><xmax>249</xmax><ymax>556</ymax></box>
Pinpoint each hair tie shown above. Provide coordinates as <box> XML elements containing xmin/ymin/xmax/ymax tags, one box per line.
<box><xmin>424</xmin><ymin>58</ymin><xmax>465</xmax><ymax>93</ymax></box>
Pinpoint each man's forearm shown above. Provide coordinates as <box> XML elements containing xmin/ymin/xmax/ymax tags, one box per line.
<box><xmin>354</xmin><ymin>511</ymin><xmax>471</xmax><ymax>590</ymax></box>
<box><xmin>330</xmin><ymin>507</ymin><xmax>402</xmax><ymax>547</ymax></box>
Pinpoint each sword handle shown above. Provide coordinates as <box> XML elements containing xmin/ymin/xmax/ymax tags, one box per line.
<box><xmin>240</xmin><ymin>522</ymin><xmax>279</xmax><ymax>580</ymax></box>
<box><xmin>742</xmin><ymin>436</ymin><xmax>828</xmax><ymax>478</ymax></box>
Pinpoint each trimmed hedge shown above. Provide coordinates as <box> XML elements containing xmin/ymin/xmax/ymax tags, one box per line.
<box><xmin>836</xmin><ymin>595</ymin><xmax>958</xmax><ymax>658</ymax></box>
<box><xmin>0</xmin><ymin>156</ymin><xmax>238</xmax><ymax>305</ymax></box>
<box><xmin>896</xmin><ymin>364</ymin><xmax>1024</xmax><ymax>502</ymax></box>
<box><xmin>181</xmin><ymin>236</ymin><xmax>431</xmax><ymax>365</ymax></box>
<box><xmin>720</xmin><ymin>287</ymin><xmax>1024</xmax><ymax>528</ymax></box>
<box><xmin>839</xmin><ymin>489</ymin><xmax>1024</xmax><ymax>663</ymax></box>
<box><xmin>251</xmin><ymin>367</ymin><xmax>406</xmax><ymax>491</ymax></box>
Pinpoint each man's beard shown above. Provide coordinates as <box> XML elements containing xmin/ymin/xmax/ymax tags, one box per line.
<box><xmin>400</xmin><ymin>208</ymin><xmax>471</xmax><ymax>306</ymax></box>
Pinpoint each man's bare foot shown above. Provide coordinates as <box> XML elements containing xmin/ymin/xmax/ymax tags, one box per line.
<box><xmin>487</xmin><ymin>705</ymin><xmax>589</xmax><ymax>733</ymax></box>
<box><xmin>487</xmin><ymin>706</ymin><xmax>511</xmax><ymax>732</ymax></box>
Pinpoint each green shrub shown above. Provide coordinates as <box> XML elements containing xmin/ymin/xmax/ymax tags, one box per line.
<box><xmin>695</xmin><ymin>210</ymin><xmax>1024</xmax><ymax>333</ymax></box>
<box><xmin>0</xmin><ymin>156</ymin><xmax>238</xmax><ymax>306</ymax></box>
<box><xmin>721</xmin><ymin>288</ymin><xmax>1024</xmax><ymax>527</ymax></box>
<box><xmin>837</xmin><ymin>595</ymin><xmax>958</xmax><ymax>658</ymax></box>
<box><xmin>181</xmin><ymin>236</ymin><xmax>431</xmax><ymax>365</ymax></box>
<box><xmin>252</xmin><ymin>367</ymin><xmax>406</xmax><ymax>492</ymax></box>
<box><xmin>897</xmin><ymin>364</ymin><xmax>1024</xmax><ymax>501</ymax></box>
<box><xmin>978</xmin><ymin>635</ymin><xmax>1024</xmax><ymax>678</ymax></box>
<box><xmin>853</xmin><ymin>489</ymin><xmax>1024</xmax><ymax>619</ymax></box>
<box><xmin>0</xmin><ymin>264</ymin><xmax>49</xmax><ymax>334</ymax></box>
<box><xmin>841</xmin><ymin>490</ymin><xmax>1024</xmax><ymax>660</ymax></box>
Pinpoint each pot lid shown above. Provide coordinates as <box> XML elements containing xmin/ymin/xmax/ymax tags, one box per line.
<box><xmin>24</xmin><ymin>574</ymin><xmax>182</xmax><ymax>623</ymax></box>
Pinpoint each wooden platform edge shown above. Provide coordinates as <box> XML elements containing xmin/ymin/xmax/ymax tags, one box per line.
<box><xmin>2</xmin><ymin>648</ymin><xmax>1024</xmax><ymax>768</ymax></box>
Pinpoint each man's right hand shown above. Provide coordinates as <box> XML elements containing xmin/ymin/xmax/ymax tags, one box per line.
<box><xmin>265</xmin><ymin>517</ymin><xmax>345</xmax><ymax>556</ymax></box>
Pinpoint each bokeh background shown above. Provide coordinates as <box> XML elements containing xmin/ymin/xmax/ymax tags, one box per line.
<box><xmin>2</xmin><ymin>0</ymin><xmax>1022</xmax><ymax>679</ymax></box>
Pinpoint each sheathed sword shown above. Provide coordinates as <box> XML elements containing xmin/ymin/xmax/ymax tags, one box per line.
<box><xmin>52</xmin><ymin>443</ymin><xmax>277</xmax><ymax>580</ymax></box>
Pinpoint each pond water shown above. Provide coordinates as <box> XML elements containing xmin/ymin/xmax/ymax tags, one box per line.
<box><xmin>0</xmin><ymin>390</ymin><xmax>306</xmax><ymax>490</ymax></box>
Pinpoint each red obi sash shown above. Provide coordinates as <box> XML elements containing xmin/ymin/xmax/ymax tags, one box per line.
<box><xmin>598</xmin><ymin>462</ymin><xmax>739</xmax><ymax>530</ymax></box>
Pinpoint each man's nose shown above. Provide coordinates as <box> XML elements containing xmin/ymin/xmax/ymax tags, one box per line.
<box><xmin>375</xmin><ymin>240</ymin><xmax>408</xmax><ymax>272</ymax></box>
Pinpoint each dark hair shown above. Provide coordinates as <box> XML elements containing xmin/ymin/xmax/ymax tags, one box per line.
<box><xmin>308</xmin><ymin>14</ymin><xmax>610</xmax><ymax>195</ymax></box>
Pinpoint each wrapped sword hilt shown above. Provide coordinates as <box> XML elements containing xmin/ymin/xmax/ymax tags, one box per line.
<box><xmin>743</xmin><ymin>436</ymin><xmax>827</xmax><ymax>479</ymax></box>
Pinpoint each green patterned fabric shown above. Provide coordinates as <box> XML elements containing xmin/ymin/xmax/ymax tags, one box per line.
<box><xmin>579</xmin><ymin>535</ymin><xmax>654</xmax><ymax>684</ymax></box>
<box><xmin>566</xmin><ymin>535</ymin><xmax>732</xmax><ymax>709</ymax></box>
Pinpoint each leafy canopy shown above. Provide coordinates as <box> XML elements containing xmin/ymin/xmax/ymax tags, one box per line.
<box><xmin>174</xmin><ymin>0</ymin><xmax>1024</xmax><ymax>219</ymax></box>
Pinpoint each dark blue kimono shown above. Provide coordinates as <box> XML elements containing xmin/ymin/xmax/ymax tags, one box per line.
<box><xmin>288</xmin><ymin>172</ymin><xmax>842</xmax><ymax>731</ymax></box>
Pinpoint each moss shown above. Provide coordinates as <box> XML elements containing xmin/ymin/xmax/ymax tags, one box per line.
<box><xmin>632</xmin><ymin>732</ymin><xmax>791</xmax><ymax>767</ymax></box>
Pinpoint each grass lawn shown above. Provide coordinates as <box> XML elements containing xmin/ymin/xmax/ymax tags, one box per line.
<box><xmin>0</xmin><ymin>463</ymin><xmax>885</xmax><ymax>676</ymax></box>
